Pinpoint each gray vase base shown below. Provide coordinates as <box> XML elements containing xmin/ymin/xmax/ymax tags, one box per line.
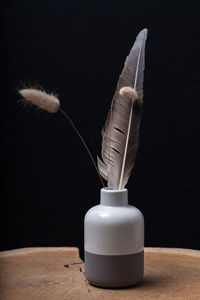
<box><xmin>84</xmin><ymin>250</ymin><xmax>144</xmax><ymax>288</ymax></box>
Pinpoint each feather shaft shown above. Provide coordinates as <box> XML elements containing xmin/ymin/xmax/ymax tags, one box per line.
<box><xmin>118</xmin><ymin>43</ymin><xmax>143</xmax><ymax>190</ymax></box>
<box><xmin>118</xmin><ymin>98</ymin><xmax>134</xmax><ymax>190</ymax></box>
<box><xmin>133</xmin><ymin>46</ymin><xmax>142</xmax><ymax>89</ymax></box>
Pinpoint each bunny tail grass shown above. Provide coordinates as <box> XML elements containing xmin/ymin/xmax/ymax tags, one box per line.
<box><xmin>19</xmin><ymin>88</ymin><xmax>60</xmax><ymax>113</ymax></box>
<box><xmin>119</xmin><ymin>87</ymin><xmax>139</xmax><ymax>100</ymax></box>
<box><xmin>59</xmin><ymin>108</ymin><xmax>105</xmax><ymax>188</ymax></box>
<box><xmin>19</xmin><ymin>87</ymin><xmax>105</xmax><ymax>188</ymax></box>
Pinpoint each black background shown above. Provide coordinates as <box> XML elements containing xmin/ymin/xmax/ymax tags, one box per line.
<box><xmin>2</xmin><ymin>0</ymin><xmax>200</xmax><ymax>258</ymax></box>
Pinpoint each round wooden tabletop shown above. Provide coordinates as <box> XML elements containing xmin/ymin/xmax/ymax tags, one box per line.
<box><xmin>0</xmin><ymin>247</ymin><xmax>200</xmax><ymax>299</ymax></box>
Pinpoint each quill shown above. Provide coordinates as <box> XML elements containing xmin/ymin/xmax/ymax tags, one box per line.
<box><xmin>97</xmin><ymin>28</ymin><xmax>148</xmax><ymax>190</ymax></box>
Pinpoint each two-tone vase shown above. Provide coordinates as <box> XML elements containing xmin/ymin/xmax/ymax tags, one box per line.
<box><xmin>84</xmin><ymin>188</ymin><xmax>144</xmax><ymax>288</ymax></box>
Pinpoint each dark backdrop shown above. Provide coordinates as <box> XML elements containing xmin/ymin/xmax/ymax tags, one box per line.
<box><xmin>2</xmin><ymin>0</ymin><xmax>200</xmax><ymax>258</ymax></box>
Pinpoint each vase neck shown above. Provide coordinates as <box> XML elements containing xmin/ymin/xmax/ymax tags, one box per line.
<box><xmin>100</xmin><ymin>188</ymin><xmax>128</xmax><ymax>207</ymax></box>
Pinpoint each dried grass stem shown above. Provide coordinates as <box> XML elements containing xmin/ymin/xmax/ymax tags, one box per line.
<box><xmin>59</xmin><ymin>108</ymin><xmax>105</xmax><ymax>188</ymax></box>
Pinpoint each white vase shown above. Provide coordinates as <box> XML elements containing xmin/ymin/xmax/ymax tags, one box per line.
<box><xmin>84</xmin><ymin>188</ymin><xmax>144</xmax><ymax>288</ymax></box>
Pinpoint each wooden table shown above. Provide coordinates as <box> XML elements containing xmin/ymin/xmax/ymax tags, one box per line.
<box><xmin>0</xmin><ymin>247</ymin><xmax>200</xmax><ymax>299</ymax></box>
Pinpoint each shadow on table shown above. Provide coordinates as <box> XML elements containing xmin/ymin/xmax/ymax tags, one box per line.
<box><xmin>89</xmin><ymin>274</ymin><xmax>168</xmax><ymax>291</ymax></box>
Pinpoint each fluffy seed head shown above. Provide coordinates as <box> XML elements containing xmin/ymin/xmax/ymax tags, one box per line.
<box><xmin>19</xmin><ymin>88</ymin><xmax>60</xmax><ymax>113</ymax></box>
<box><xmin>119</xmin><ymin>86</ymin><xmax>139</xmax><ymax>100</ymax></box>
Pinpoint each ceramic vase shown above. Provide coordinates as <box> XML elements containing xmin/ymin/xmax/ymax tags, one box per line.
<box><xmin>84</xmin><ymin>188</ymin><xmax>144</xmax><ymax>288</ymax></box>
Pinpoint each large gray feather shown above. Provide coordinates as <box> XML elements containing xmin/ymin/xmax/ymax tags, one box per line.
<box><xmin>98</xmin><ymin>28</ymin><xmax>148</xmax><ymax>189</ymax></box>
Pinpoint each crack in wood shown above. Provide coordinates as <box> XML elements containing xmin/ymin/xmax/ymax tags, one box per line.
<box><xmin>64</xmin><ymin>261</ymin><xmax>83</xmax><ymax>268</ymax></box>
<box><xmin>63</xmin><ymin>261</ymin><xmax>95</xmax><ymax>299</ymax></box>
<box><xmin>83</xmin><ymin>272</ymin><xmax>96</xmax><ymax>300</ymax></box>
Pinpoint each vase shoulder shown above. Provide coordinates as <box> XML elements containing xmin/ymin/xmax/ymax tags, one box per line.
<box><xmin>85</xmin><ymin>204</ymin><xmax>144</xmax><ymax>226</ymax></box>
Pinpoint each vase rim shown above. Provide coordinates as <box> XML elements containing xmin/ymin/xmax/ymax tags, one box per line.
<box><xmin>101</xmin><ymin>188</ymin><xmax>127</xmax><ymax>193</ymax></box>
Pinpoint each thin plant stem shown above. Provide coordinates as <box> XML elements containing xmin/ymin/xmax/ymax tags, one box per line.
<box><xmin>59</xmin><ymin>108</ymin><xmax>105</xmax><ymax>188</ymax></box>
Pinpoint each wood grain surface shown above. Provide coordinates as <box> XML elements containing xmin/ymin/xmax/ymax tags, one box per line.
<box><xmin>0</xmin><ymin>247</ymin><xmax>200</xmax><ymax>300</ymax></box>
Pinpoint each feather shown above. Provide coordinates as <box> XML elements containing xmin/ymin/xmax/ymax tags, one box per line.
<box><xmin>98</xmin><ymin>28</ymin><xmax>148</xmax><ymax>189</ymax></box>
